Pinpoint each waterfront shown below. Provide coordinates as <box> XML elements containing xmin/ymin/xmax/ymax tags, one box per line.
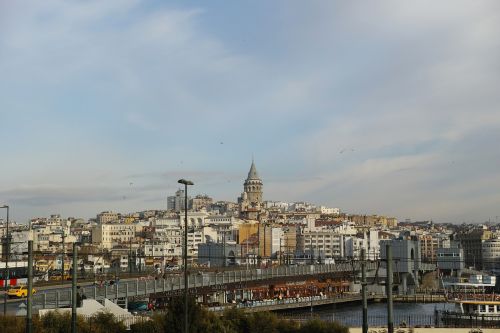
<box><xmin>281</xmin><ymin>302</ymin><xmax>455</xmax><ymax>327</ymax></box>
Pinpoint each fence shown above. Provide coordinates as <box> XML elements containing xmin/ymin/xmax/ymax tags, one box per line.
<box><xmin>81</xmin><ymin>314</ymin><xmax>151</xmax><ymax>329</ymax></box>
<box><xmin>279</xmin><ymin>313</ymin><xmax>436</xmax><ymax>328</ymax></box>
<box><xmin>437</xmin><ymin>311</ymin><xmax>500</xmax><ymax>328</ymax></box>
<box><xmin>279</xmin><ymin>311</ymin><xmax>500</xmax><ymax>328</ymax></box>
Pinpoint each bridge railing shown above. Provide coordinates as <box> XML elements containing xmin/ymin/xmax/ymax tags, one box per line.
<box><xmin>32</xmin><ymin>262</ymin><xmax>376</xmax><ymax>310</ymax></box>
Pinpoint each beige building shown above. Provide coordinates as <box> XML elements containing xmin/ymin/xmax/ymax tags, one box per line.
<box><xmin>418</xmin><ymin>233</ymin><xmax>443</xmax><ymax>262</ymax></box>
<box><xmin>92</xmin><ymin>223</ymin><xmax>135</xmax><ymax>249</ymax></box>
<box><xmin>349</xmin><ymin>214</ymin><xmax>397</xmax><ymax>228</ymax></box>
<box><xmin>97</xmin><ymin>211</ymin><xmax>120</xmax><ymax>224</ymax></box>
<box><xmin>238</xmin><ymin>222</ymin><xmax>259</xmax><ymax>244</ymax></box>
<box><xmin>191</xmin><ymin>195</ymin><xmax>213</xmax><ymax>211</ymax></box>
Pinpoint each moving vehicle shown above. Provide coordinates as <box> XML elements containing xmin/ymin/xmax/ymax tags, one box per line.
<box><xmin>7</xmin><ymin>285</ymin><xmax>37</xmax><ymax>298</ymax></box>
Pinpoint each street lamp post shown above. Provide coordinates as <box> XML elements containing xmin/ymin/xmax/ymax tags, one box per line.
<box><xmin>61</xmin><ymin>230</ymin><xmax>66</xmax><ymax>285</ymax></box>
<box><xmin>178</xmin><ymin>179</ymin><xmax>193</xmax><ymax>333</ymax></box>
<box><xmin>1</xmin><ymin>205</ymin><xmax>9</xmax><ymax>317</ymax></box>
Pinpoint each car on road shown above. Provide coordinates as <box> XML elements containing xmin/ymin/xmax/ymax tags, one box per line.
<box><xmin>7</xmin><ymin>286</ymin><xmax>37</xmax><ymax>298</ymax></box>
<box><xmin>165</xmin><ymin>265</ymin><xmax>180</xmax><ymax>272</ymax></box>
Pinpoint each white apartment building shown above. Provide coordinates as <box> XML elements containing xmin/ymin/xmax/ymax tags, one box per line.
<box><xmin>151</xmin><ymin>225</ymin><xmax>205</xmax><ymax>259</ymax></box>
<box><xmin>181</xmin><ymin>211</ymin><xmax>210</xmax><ymax>228</ymax></box>
<box><xmin>92</xmin><ymin>223</ymin><xmax>135</xmax><ymax>249</ymax></box>
<box><xmin>344</xmin><ymin>231</ymin><xmax>380</xmax><ymax>260</ymax></box>
<box><xmin>144</xmin><ymin>240</ymin><xmax>182</xmax><ymax>258</ymax></box>
<box><xmin>290</xmin><ymin>202</ymin><xmax>316</xmax><ymax>212</ymax></box>
<box><xmin>330</xmin><ymin>221</ymin><xmax>358</xmax><ymax>236</ymax></box>
<box><xmin>298</xmin><ymin>228</ymin><xmax>345</xmax><ymax>258</ymax></box>
<box><xmin>206</xmin><ymin>215</ymin><xmax>242</xmax><ymax>226</ymax></box>
<box><xmin>30</xmin><ymin>217</ymin><xmax>76</xmax><ymax>252</ymax></box>
<box><xmin>153</xmin><ymin>217</ymin><xmax>179</xmax><ymax>229</ymax></box>
<box><xmin>154</xmin><ymin>212</ymin><xmax>210</xmax><ymax>229</ymax></box>
<box><xmin>271</xmin><ymin>228</ymin><xmax>284</xmax><ymax>257</ymax></box>
<box><xmin>367</xmin><ymin>230</ymin><xmax>380</xmax><ymax>260</ymax></box>
<box><xmin>159</xmin><ymin>227</ymin><xmax>182</xmax><ymax>245</ymax></box>
<box><xmin>264</xmin><ymin>201</ymin><xmax>290</xmax><ymax>211</ymax></box>
<box><xmin>345</xmin><ymin>236</ymin><xmax>365</xmax><ymax>259</ymax></box>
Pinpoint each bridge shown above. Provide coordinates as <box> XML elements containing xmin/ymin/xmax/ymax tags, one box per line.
<box><xmin>30</xmin><ymin>262</ymin><xmax>378</xmax><ymax>310</ymax></box>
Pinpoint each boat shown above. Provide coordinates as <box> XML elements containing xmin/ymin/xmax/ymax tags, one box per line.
<box><xmin>440</xmin><ymin>274</ymin><xmax>500</xmax><ymax>327</ymax></box>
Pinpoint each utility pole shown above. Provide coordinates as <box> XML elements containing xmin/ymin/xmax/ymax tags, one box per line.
<box><xmin>279</xmin><ymin>238</ymin><xmax>282</xmax><ymax>266</ymax></box>
<box><xmin>263</xmin><ymin>224</ymin><xmax>266</xmax><ymax>266</ymax></box>
<box><xmin>26</xmin><ymin>240</ymin><xmax>33</xmax><ymax>333</ymax></box>
<box><xmin>386</xmin><ymin>244</ymin><xmax>394</xmax><ymax>333</ymax></box>
<box><xmin>245</xmin><ymin>239</ymin><xmax>249</xmax><ymax>269</ymax></box>
<box><xmin>183</xmin><ymin>184</ymin><xmax>189</xmax><ymax>333</ymax></box>
<box><xmin>178</xmin><ymin>179</ymin><xmax>193</xmax><ymax>333</ymax></box>
<box><xmin>129</xmin><ymin>237</ymin><xmax>132</xmax><ymax>274</ymax></box>
<box><xmin>61</xmin><ymin>231</ymin><xmax>66</xmax><ymax>285</ymax></box>
<box><xmin>361</xmin><ymin>249</ymin><xmax>368</xmax><ymax>333</ymax></box>
<box><xmin>310</xmin><ymin>240</ymin><xmax>314</xmax><ymax>265</ymax></box>
<box><xmin>71</xmin><ymin>242</ymin><xmax>78</xmax><ymax>333</ymax></box>
<box><xmin>222</xmin><ymin>231</ymin><xmax>226</xmax><ymax>268</ymax></box>
<box><xmin>310</xmin><ymin>285</ymin><xmax>314</xmax><ymax>317</ymax></box>
<box><xmin>1</xmin><ymin>204</ymin><xmax>10</xmax><ymax>318</ymax></box>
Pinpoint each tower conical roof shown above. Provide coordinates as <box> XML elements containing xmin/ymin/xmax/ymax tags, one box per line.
<box><xmin>247</xmin><ymin>160</ymin><xmax>260</xmax><ymax>180</ymax></box>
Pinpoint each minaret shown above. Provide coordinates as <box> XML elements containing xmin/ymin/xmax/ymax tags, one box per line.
<box><xmin>244</xmin><ymin>159</ymin><xmax>263</xmax><ymax>206</ymax></box>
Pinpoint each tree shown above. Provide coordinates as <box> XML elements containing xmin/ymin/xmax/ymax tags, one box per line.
<box><xmin>163</xmin><ymin>296</ymin><xmax>227</xmax><ymax>333</ymax></box>
<box><xmin>299</xmin><ymin>319</ymin><xmax>349</xmax><ymax>333</ymax></box>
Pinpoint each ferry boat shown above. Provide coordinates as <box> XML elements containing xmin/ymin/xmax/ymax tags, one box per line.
<box><xmin>440</xmin><ymin>274</ymin><xmax>500</xmax><ymax>326</ymax></box>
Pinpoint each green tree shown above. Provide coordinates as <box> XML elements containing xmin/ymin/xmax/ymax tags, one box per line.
<box><xmin>130</xmin><ymin>314</ymin><xmax>164</xmax><ymax>333</ymax></box>
<box><xmin>39</xmin><ymin>311</ymin><xmax>72</xmax><ymax>333</ymax></box>
<box><xmin>88</xmin><ymin>312</ymin><xmax>127</xmax><ymax>333</ymax></box>
<box><xmin>0</xmin><ymin>315</ymin><xmax>24</xmax><ymax>333</ymax></box>
<box><xmin>164</xmin><ymin>296</ymin><xmax>227</xmax><ymax>333</ymax></box>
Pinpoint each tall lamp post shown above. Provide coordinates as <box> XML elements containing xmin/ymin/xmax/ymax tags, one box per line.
<box><xmin>1</xmin><ymin>205</ymin><xmax>9</xmax><ymax>317</ymax></box>
<box><xmin>58</xmin><ymin>229</ymin><xmax>66</xmax><ymax>285</ymax></box>
<box><xmin>178</xmin><ymin>179</ymin><xmax>193</xmax><ymax>333</ymax></box>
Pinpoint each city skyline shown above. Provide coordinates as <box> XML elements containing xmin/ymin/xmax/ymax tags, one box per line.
<box><xmin>1</xmin><ymin>1</ymin><xmax>500</xmax><ymax>223</ymax></box>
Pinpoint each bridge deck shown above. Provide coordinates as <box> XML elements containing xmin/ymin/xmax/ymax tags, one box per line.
<box><xmin>32</xmin><ymin>262</ymin><xmax>378</xmax><ymax>310</ymax></box>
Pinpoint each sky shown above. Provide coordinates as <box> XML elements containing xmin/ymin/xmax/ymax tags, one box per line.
<box><xmin>1</xmin><ymin>0</ymin><xmax>500</xmax><ymax>224</ymax></box>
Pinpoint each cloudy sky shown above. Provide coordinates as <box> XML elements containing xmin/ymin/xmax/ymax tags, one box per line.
<box><xmin>1</xmin><ymin>0</ymin><xmax>500</xmax><ymax>223</ymax></box>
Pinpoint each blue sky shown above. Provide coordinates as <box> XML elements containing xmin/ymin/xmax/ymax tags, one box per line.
<box><xmin>1</xmin><ymin>0</ymin><xmax>500</xmax><ymax>223</ymax></box>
